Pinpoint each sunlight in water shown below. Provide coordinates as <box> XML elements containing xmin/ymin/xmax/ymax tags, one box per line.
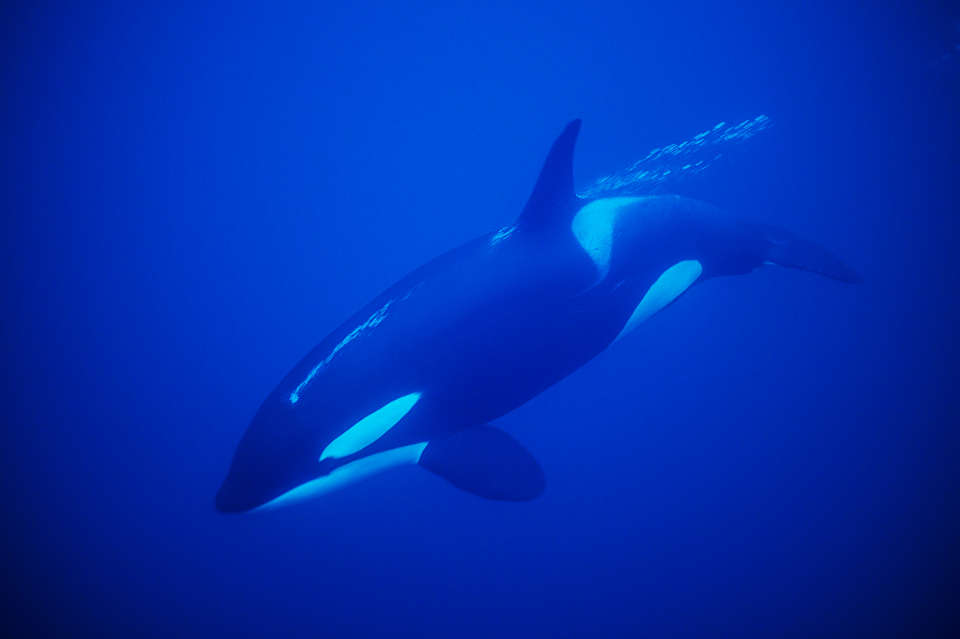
<box><xmin>579</xmin><ymin>115</ymin><xmax>771</xmax><ymax>199</ymax></box>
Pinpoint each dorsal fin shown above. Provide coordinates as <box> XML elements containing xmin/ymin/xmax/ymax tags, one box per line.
<box><xmin>516</xmin><ymin>119</ymin><xmax>582</xmax><ymax>231</ymax></box>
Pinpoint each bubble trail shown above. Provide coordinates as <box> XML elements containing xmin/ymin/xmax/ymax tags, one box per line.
<box><xmin>579</xmin><ymin>115</ymin><xmax>772</xmax><ymax>199</ymax></box>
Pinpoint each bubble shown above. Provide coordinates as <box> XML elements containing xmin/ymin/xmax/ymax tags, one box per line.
<box><xmin>579</xmin><ymin>115</ymin><xmax>772</xmax><ymax>199</ymax></box>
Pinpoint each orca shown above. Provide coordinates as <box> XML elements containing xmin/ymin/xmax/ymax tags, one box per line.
<box><xmin>215</xmin><ymin>120</ymin><xmax>860</xmax><ymax>513</ymax></box>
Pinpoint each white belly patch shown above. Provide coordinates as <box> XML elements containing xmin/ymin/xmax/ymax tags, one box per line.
<box><xmin>257</xmin><ymin>442</ymin><xmax>428</xmax><ymax>511</ymax></box>
<box><xmin>570</xmin><ymin>197</ymin><xmax>644</xmax><ymax>281</ymax></box>
<box><xmin>613</xmin><ymin>260</ymin><xmax>703</xmax><ymax>343</ymax></box>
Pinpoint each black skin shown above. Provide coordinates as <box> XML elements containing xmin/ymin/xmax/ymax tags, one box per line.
<box><xmin>216</xmin><ymin>121</ymin><xmax>859</xmax><ymax>513</ymax></box>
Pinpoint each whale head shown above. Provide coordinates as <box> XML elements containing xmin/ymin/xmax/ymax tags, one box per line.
<box><xmin>216</xmin><ymin>389</ymin><xmax>426</xmax><ymax>513</ymax></box>
<box><xmin>215</xmin><ymin>399</ymin><xmax>322</xmax><ymax>513</ymax></box>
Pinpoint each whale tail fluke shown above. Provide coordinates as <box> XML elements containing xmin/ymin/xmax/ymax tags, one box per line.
<box><xmin>762</xmin><ymin>228</ymin><xmax>863</xmax><ymax>284</ymax></box>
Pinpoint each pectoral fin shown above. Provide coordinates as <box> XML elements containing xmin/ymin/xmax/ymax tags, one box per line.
<box><xmin>419</xmin><ymin>426</ymin><xmax>545</xmax><ymax>501</ymax></box>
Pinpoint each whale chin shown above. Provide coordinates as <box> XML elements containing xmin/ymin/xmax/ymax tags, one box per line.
<box><xmin>216</xmin><ymin>442</ymin><xmax>432</xmax><ymax>513</ymax></box>
<box><xmin>215</xmin><ymin>477</ymin><xmax>264</xmax><ymax>514</ymax></box>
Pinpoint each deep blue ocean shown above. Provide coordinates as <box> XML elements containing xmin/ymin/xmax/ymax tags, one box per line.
<box><xmin>4</xmin><ymin>1</ymin><xmax>959</xmax><ymax>637</ymax></box>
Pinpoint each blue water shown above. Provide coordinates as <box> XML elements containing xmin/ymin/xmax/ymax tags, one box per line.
<box><xmin>4</xmin><ymin>1</ymin><xmax>958</xmax><ymax>637</ymax></box>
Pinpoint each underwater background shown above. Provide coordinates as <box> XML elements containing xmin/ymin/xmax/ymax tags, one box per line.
<box><xmin>4</xmin><ymin>1</ymin><xmax>958</xmax><ymax>636</ymax></box>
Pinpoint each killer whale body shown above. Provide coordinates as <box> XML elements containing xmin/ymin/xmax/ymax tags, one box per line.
<box><xmin>215</xmin><ymin>120</ymin><xmax>860</xmax><ymax>513</ymax></box>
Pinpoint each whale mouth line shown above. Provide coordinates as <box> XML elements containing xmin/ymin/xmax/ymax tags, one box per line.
<box><xmin>255</xmin><ymin>443</ymin><xmax>429</xmax><ymax>512</ymax></box>
<box><xmin>216</xmin><ymin>442</ymin><xmax>429</xmax><ymax>513</ymax></box>
<box><xmin>215</xmin><ymin>478</ymin><xmax>261</xmax><ymax>514</ymax></box>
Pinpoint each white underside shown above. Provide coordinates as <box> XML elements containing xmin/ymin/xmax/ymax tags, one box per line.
<box><xmin>614</xmin><ymin>260</ymin><xmax>703</xmax><ymax>343</ymax></box>
<box><xmin>257</xmin><ymin>442</ymin><xmax>429</xmax><ymax>511</ymax></box>
<box><xmin>571</xmin><ymin>196</ymin><xmax>645</xmax><ymax>281</ymax></box>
